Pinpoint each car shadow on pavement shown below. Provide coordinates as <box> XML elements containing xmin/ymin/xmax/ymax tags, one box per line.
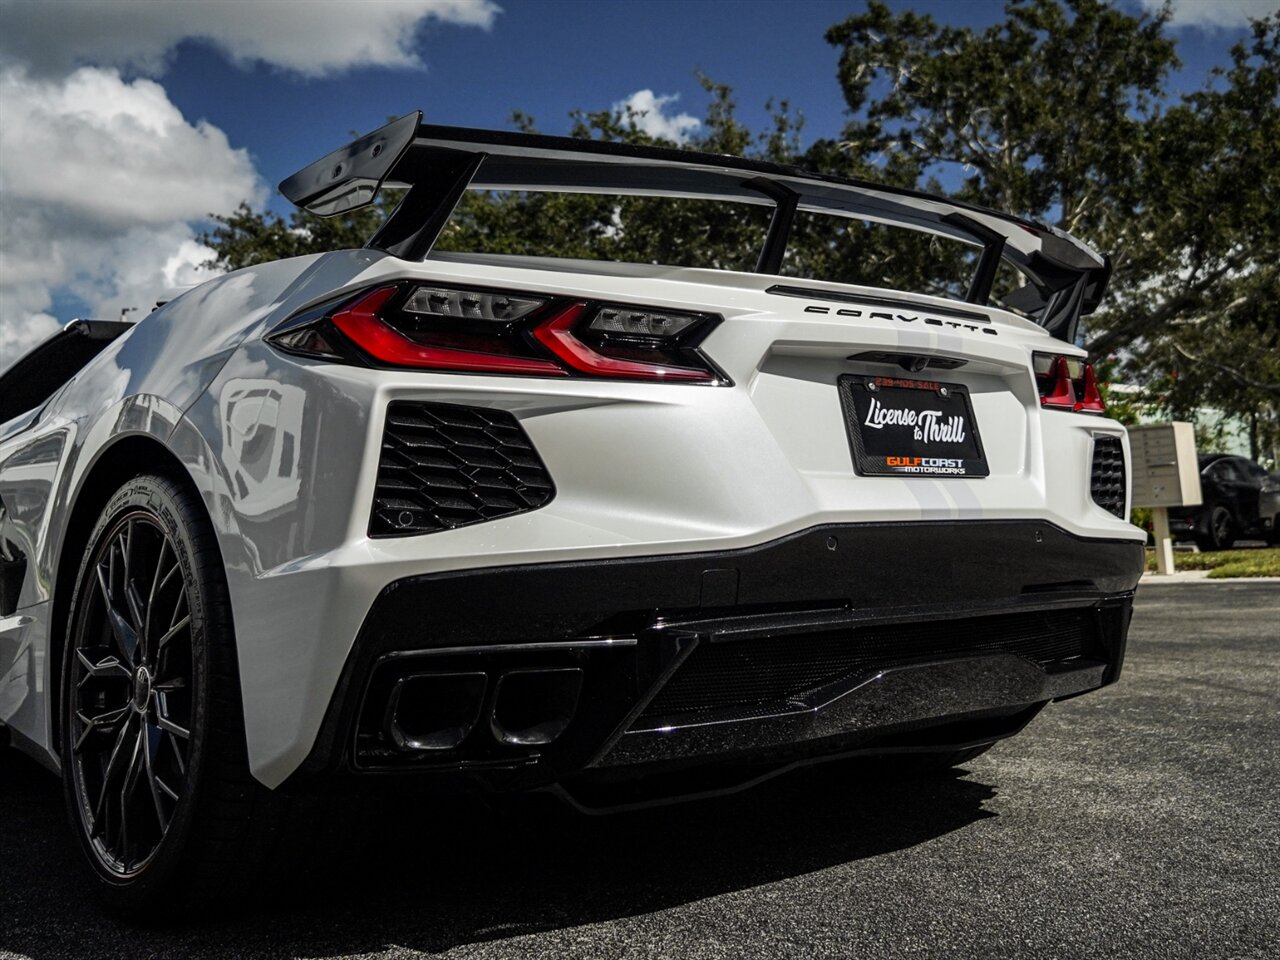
<box><xmin>0</xmin><ymin>747</ymin><xmax>996</xmax><ymax>958</ymax></box>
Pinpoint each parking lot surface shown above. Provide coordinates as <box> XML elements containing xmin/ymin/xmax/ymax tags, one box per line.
<box><xmin>2</xmin><ymin>583</ymin><xmax>1277</xmax><ymax>959</ymax></box>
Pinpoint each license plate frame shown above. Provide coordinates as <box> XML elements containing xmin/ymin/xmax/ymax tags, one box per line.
<box><xmin>838</xmin><ymin>374</ymin><xmax>990</xmax><ymax>478</ymax></box>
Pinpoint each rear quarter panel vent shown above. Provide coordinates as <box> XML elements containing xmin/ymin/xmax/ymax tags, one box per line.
<box><xmin>1090</xmin><ymin>435</ymin><xmax>1127</xmax><ymax>519</ymax></box>
<box><xmin>370</xmin><ymin>402</ymin><xmax>555</xmax><ymax>536</ymax></box>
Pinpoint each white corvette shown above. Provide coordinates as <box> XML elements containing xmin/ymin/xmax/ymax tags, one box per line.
<box><xmin>0</xmin><ymin>112</ymin><xmax>1143</xmax><ymax>911</ymax></box>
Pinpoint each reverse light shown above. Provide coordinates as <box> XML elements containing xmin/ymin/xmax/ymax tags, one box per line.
<box><xmin>1033</xmin><ymin>352</ymin><xmax>1106</xmax><ymax>414</ymax></box>
<box><xmin>267</xmin><ymin>282</ymin><xmax>727</xmax><ymax>384</ymax></box>
<box><xmin>587</xmin><ymin>306</ymin><xmax>702</xmax><ymax>338</ymax></box>
<box><xmin>403</xmin><ymin>286</ymin><xmax>546</xmax><ymax>322</ymax></box>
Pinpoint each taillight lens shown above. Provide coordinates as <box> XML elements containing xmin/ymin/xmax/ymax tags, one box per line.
<box><xmin>402</xmin><ymin>286</ymin><xmax>546</xmax><ymax>322</ymax></box>
<box><xmin>533</xmin><ymin>303</ymin><xmax>721</xmax><ymax>382</ymax></box>
<box><xmin>267</xmin><ymin>282</ymin><xmax>727</xmax><ymax>384</ymax></box>
<box><xmin>1033</xmin><ymin>352</ymin><xmax>1106</xmax><ymax>414</ymax></box>
<box><xmin>330</xmin><ymin>285</ymin><xmax>565</xmax><ymax>376</ymax></box>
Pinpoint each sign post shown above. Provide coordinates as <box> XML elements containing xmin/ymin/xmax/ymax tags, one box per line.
<box><xmin>1127</xmin><ymin>422</ymin><xmax>1202</xmax><ymax>576</ymax></box>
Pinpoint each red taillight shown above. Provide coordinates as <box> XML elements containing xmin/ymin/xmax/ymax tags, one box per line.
<box><xmin>268</xmin><ymin>282</ymin><xmax>727</xmax><ymax>384</ymax></box>
<box><xmin>1039</xmin><ymin>356</ymin><xmax>1077</xmax><ymax>409</ymax></box>
<box><xmin>1075</xmin><ymin>363</ymin><xmax>1105</xmax><ymax>413</ymax></box>
<box><xmin>532</xmin><ymin>303</ymin><xmax>716</xmax><ymax>382</ymax></box>
<box><xmin>1033</xmin><ymin>352</ymin><xmax>1106</xmax><ymax>415</ymax></box>
<box><xmin>328</xmin><ymin>286</ymin><xmax>565</xmax><ymax>376</ymax></box>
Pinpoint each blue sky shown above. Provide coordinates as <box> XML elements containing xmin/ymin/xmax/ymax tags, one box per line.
<box><xmin>158</xmin><ymin>0</ymin><xmax>1266</xmax><ymax>212</ymax></box>
<box><xmin>1</xmin><ymin>0</ymin><xmax>1275</xmax><ymax>362</ymax></box>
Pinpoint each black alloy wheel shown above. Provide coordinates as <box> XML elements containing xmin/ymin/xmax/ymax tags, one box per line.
<box><xmin>61</xmin><ymin>474</ymin><xmax>341</xmax><ymax>917</ymax></box>
<box><xmin>1196</xmin><ymin>504</ymin><xmax>1237</xmax><ymax>552</ymax></box>
<box><xmin>66</xmin><ymin>507</ymin><xmax>194</xmax><ymax>877</ymax></box>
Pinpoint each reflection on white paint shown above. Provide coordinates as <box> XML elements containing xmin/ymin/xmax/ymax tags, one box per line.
<box><xmin>220</xmin><ymin>379</ymin><xmax>305</xmax><ymax>518</ymax></box>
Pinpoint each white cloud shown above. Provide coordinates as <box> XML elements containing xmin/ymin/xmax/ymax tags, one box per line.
<box><xmin>0</xmin><ymin>312</ymin><xmax>60</xmax><ymax>372</ymax></box>
<box><xmin>0</xmin><ymin>66</ymin><xmax>263</xmax><ymax>363</ymax></box>
<box><xmin>0</xmin><ymin>0</ymin><xmax>503</xmax><ymax>365</ymax></box>
<box><xmin>0</xmin><ymin>0</ymin><xmax>501</xmax><ymax>79</ymax></box>
<box><xmin>81</xmin><ymin>227</ymin><xmax>226</xmax><ymax>323</ymax></box>
<box><xmin>614</xmin><ymin>90</ymin><xmax>701</xmax><ymax>144</ymax></box>
<box><xmin>1137</xmin><ymin>0</ymin><xmax>1280</xmax><ymax>28</ymax></box>
<box><xmin>1</xmin><ymin>67</ymin><xmax>261</xmax><ymax>229</ymax></box>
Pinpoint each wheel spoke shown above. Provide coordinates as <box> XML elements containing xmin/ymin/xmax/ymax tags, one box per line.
<box><xmin>118</xmin><ymin>523</ymin><xmax>139</xmax><ymax>622</ymax></box>
<box><xmin>72</xmin><ymin>705</ymin><xmax>130</xmax><ymax>753</ymax></box>
<box><xmin>141</xmin><ymin>723</ymin><xmax>171</xmax><ymax>832</ymax></box>
<box><xmin>143</xmin><ymin>539</ymin><xmax>172</xmax><ymax>658</ymax></box>
<box><xmin>155</xmin><ymin>712</ymin><xmax>190</xmax><ymax>740</ymax></box>
<box><xmin>153</xmin><ymin>613</ymin><xmax>191</xmax><ymax>656</ymax></box>
<box><xmin>126</xmin><ymin>581</ymin><xmax>148</xmax><ymax>656</ymax></box>
<box><xmin>119</xmin><ymin>521</ymin><xmax>150</xmax><ymax>660</ymax></box>
<box><xmin>169</xmin><ymin>588</ymin><xmax>189</xmax><ymax>632</ymax></box>
<box><xmin>155</xmin><ymin>562</ymin><xmax>183</xmax><ymax>602</ymax></box>
<box><xmin>89</xmin><ymin>713</ymin><xmax>137</xmax><ymax>837</ymax></box>
<box><xmin>75</xmin><ymin>648</ymin><xmax>131</xmax><ymax>684</ymax></box>
<box><xmin>169</xmin><ymin>732</ymin><xmax>187</xmax><ymax>776</ymax></box>
<box><xmin>118</xmin><ymin>522</ymin><xmax>134</xmax><ymax>611</ymax></box>
<box><xmin>118</xmin><ymin>729</ymin><xmax>145</xmax><ymax>871</ymax></box>
<box><xmin>95</xmin><ymin>562</ymin><xmax>139</xmax><ymax>665</ymax></box>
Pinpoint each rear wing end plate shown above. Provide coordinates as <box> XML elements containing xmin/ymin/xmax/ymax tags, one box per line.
<box><xmin>278</xmin><ymin>111</ymin><xmax>421</xmax><ymax>217</ymax></box>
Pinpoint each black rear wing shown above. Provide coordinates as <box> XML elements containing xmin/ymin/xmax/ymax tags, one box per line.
<box><xmin>279</xmin><ymin>112</ymin><xmax>1110</xmax><ymax>341</ymax></box>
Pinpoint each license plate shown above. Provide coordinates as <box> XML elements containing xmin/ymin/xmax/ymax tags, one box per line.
<box><xmin>838</xmin><ymin>374</ymin><xmax>989</xmax><ymax>478</ymax></box>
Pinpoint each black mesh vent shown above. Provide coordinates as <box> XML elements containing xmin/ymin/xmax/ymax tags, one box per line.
<box><xmin>639</xmin><ymin>608</ymin><xmax>1093</xmax><ymax>724</ymax></box>
<box><xmin>370</xmin><ymin>402</ymin><xmax>554</xmax><ymax>536</ymax></box>
<box><xmin>1091</xmin><ymin>436</ymin><xmax>1127</xmax><ymax>519</ymax></box>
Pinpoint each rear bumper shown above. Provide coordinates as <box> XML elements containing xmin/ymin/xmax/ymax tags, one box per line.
<box><xmin>289</xmin><ymin>520</ymin><xmax>1142</xmax><ymax>794</ymax></box>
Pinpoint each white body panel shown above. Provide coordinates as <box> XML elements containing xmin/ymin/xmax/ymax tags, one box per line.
<box><xmin>0</xmin><ymin>248</ymin><xmax>1142</xmax><ymax>786</ymax></box>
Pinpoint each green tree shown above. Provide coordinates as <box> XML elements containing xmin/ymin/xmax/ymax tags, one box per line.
<box><xmin>434</xmin><ymin>78</ymin><xmax>780</xmax><ymax>272</ymax></box>
<box><xmin>1098</xmin><ymin>17</ymin><xmax>1280</xmax><ymax>458</ymax></box>
<box><xmin>822</xmin><ymin>0</ymin><xmax>1278</xmax><ymax>456</ymax></box>
<box><xmin>824</xmin><ymin>0</ymin><xmax>1177</xmax><ymax>233</ymax></box>
<box><xmin>200</xmin><ymin>197</ymin><xmax>390</xmax><ymax>270</ymax></box>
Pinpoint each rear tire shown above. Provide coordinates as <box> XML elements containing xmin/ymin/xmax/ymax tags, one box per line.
<box><xmin>1194</xmin><ymin>504</ymin><xmax>1236</xmax><ymax>552</ymax></box>
<box><xmin>59</xmin><ymin>474</ymin><xmax>323</xmax><ymax>917</ymax></box>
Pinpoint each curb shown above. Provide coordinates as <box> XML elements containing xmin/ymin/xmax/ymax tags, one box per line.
<box><xmin>1140</xmin><ymin>574</ymin><xmax>1280</xmax><ymax>584</ymax></box>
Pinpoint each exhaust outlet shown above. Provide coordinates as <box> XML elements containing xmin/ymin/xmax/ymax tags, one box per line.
<box><xmin>490</xmin><ymin>667</ymin><xmax>583</xmax><ymax>746</ymax></box>
<box><xmin>385</xmin><ymin>671</ymin><xmax>487</xmax><ymax>751</ymax></box>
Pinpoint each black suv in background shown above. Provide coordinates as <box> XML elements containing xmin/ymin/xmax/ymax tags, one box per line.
<box><xmin>1170</xmin><ymin>454</ymin><xmax>1280</xmax><ymax>550</ymax></box>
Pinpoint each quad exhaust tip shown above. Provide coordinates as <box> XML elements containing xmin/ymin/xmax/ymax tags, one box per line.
<box><xmin>384</xmin><ymin>666</ymin><xmax>583</xmax><ymax>753</ymax></box>
<box><xmin>489</xmin><ymin>667</ymin><xmax>583</xmax><ymax>747</ymax></box>
<box><xmin>385</xmin><ymin>671</ymin><xmax>486</xmax><ymax>751</ymax></box>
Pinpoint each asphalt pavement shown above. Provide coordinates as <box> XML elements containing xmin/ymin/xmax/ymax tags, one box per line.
<box><xmin>2</xmin><ymin>582</ymin><xmax>1277</xmax><ymax>959</ymax></box>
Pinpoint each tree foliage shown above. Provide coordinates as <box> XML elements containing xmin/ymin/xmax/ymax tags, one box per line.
<box><xmin>1102</xmin><ymin>17</ymin><xmax>1280</xmax><ymax>458</ymax></box>
<box><xmin>201</xmin><ymin>197</ymin><xmax>387</xmax><ymax>270</ymax></box>
<box><xmin>202</xmin><ymin>0</ymin><xmax>1280</xmax><ymax>455</ymax></box>
<box><xmin>435</xmin><ymin>80</ymin><xmax>777</xmax><ymax>273</ymax></box>
<box><xmin>818</xmin><ymin>0</ymin><xmax>1279</xmax><ymax>454</ymax></box>
<box><xmin>825</xmin><ymin>0</ymin><xmax>1177</xmax><ymax>230</ymax></box>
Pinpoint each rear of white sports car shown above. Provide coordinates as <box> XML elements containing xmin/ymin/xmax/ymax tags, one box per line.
<box><xmin>201</xmin><ymin>116</ymin><xmax>1143</xmax><ymax>805</ymax></box>
<box><xmin>0</xmin><ymin>113</ymin><xmax>1145</xmax><ymax>911</ymax></box>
